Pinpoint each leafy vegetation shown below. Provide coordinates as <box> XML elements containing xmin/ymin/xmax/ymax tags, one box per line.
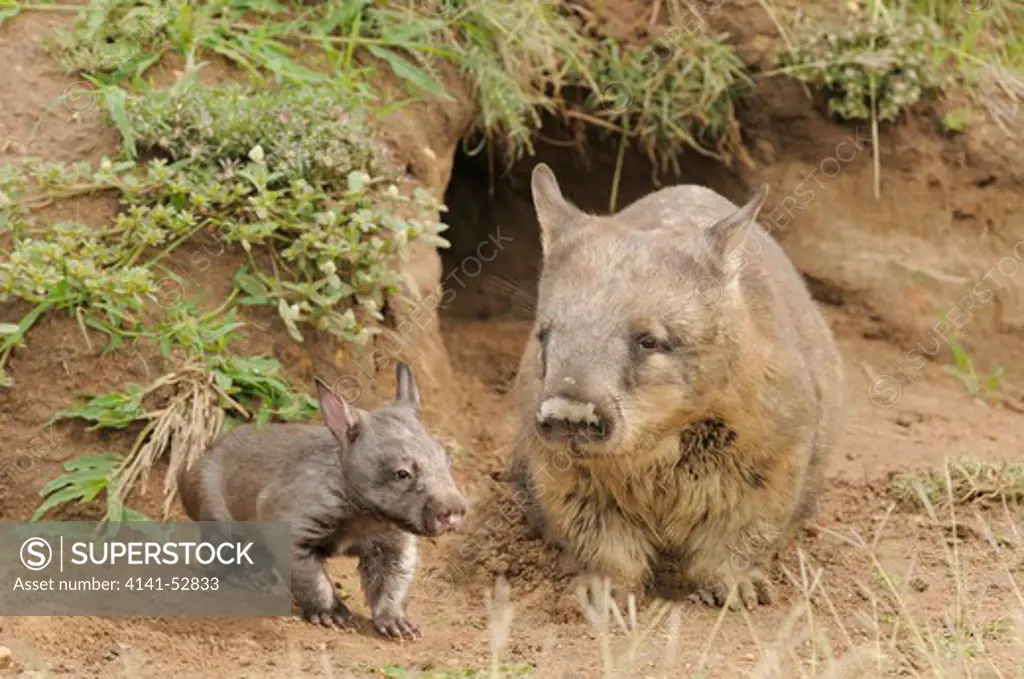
<box><xmin>777</xmin><ymin>10</ymin><xmax>948</xmax><ymax>123</ymax></box>
<box><xmin>37</xmin><ymin>307</ymin><xmax>318</xmax><ymax>520</ymax></box>
<box><xmin>776</xmin><ymin>0</ymin><xmax>1024</xmax><ymax>123</ymax></box>
<box><xmin>773</xmin><ymin>0</ymin><xmax>1022</xmax><ymax>198</ymax></box>
<box><xmin>588</xmin><ymin>34</ymin><xmax>754</xmax><ymax>170</ymax></box>
<box><xmin>31</xmin><ymin>453</ymin><xmax>148</xmax><ymax>522</ymax></box>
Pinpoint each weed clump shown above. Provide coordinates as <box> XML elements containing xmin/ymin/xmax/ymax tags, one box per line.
<box><xmin>39</xmin><ymin>304</ymin><xmax>320</xmax><ymax>521</ymax></box>
<box><xmin>778</xmin><ymin>12</ymin><xmax>948</xmax><ymax>122</ymax></box>
<box><xmin>121</xmin><ymin>81</ymin><xmax>450</xmax><ymax>343</ymax></box>
<box><xmin>588</xmin><ymin>34</ymin><xmax>753</xmax><ymax>171</ymax></box>
<box><xmin>430</xmin><ymin>0</ymin><xmax>594</xmax><ymax>160</ymax></box>
<box><xmin>889</xmin><ymin>456</ymin><xmax>1024</xmax><ymax>510</ymax></box>
<box><xmin>123</xmin><ymin>82</ymin><xmax>381</xmax><ymax>178</ymax></box>
<box><xmin>47</xmin><ymin>0</ymin><xmax>171</xmax><ymax>75</ymax></box>
<box><xmin>0</xmin><ymin>80</ymin><xmax>448</xmax><ymax>371</ymax></box>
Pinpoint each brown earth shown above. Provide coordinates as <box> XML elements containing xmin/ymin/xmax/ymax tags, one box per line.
<box><xmin>2</xmin><ymin>2</ymin><xmax>1024</xmax><ymax>678</ymax></box>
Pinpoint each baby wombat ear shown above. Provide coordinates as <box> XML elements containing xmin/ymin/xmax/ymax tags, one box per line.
<box><xmin>394</xmin><ymin>361</ymin><xmax>421</xmax><ymax>410</ymax></box>
<box><xmin>315</xmin><ymin>377</ymin><xmax>360</xmax><ymax>444</ymax></box>
<box><xmin>531</xmin><ymin>162</ymin><xmax>585</xmax><ymax>256</ymax></box>
<box><xmin>704</xmin><ymin>183</ymin><xmax>770</xmax><ymax>269</ymax></box>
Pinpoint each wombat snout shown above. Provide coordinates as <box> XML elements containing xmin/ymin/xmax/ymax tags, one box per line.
<box><xmin>534</xmin><ymin>395</ymin><xmax>614</xmax><ymax>447</ymax></box>
<box><xmin>423</xmin><ymin>493</ymin><xmax>469</xmax><ymax>536</ymax></box>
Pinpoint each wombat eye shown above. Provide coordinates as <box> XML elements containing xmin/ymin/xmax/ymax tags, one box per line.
<box><xmin>393</xmin><ymin>469</ymin><xmax>412</xmax><ymax>481</ymax></box>
<box><xmin>636</xmin><ymin>333</ymin><xmax>661</xmax><ymax>351</ymax></box>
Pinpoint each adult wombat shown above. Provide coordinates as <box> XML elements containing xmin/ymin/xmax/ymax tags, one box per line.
<box><xmin>178</xmin><ymin>362</ymin><xmax>468</xmax><ymax>638</ymax></box>
<box><xmin>510</xmin><ymin>163</ymin><xmax>844</xmax><ymax>610</ymax></box>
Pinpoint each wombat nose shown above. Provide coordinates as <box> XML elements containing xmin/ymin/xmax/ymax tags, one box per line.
<box><xmin>535</xmin><ymin>396</ymin><xmax>613</xmax><ymax>446</ymax></box>
<box><xmin>537</xmin><ymin>417</ymin><xmax>613</xmax><ymax>444</ymax></box>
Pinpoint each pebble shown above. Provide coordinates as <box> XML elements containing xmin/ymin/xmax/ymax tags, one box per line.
<box><xmin>896</xmin><ymin>410</ymin><xmax>923</xmax><ymax>428</ymax></box>
<box><xmin>953</xmin><ymin>203</ymin><xmax>980</xmax><ymax>220</ymax></box>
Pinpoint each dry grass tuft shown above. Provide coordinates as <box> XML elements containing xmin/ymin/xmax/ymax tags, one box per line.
<box><xmin>112</xmin><ymin>360</ymin><xmax>249</xmax><ymax>519</ymax></box>
<box><xmin>889</xmin><ymin>456</ymin><xmax>1024</xmax><ymax>511</ymax></box>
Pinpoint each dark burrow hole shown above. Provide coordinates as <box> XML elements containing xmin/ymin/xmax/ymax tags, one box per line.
<box><xmin>436</xmin><ymin>111</ymin><xmax>751</xmax><ymax>324</ymax></box>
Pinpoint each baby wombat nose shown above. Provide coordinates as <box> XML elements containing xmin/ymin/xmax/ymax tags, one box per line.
<box><xmin>535</xmin><ymin>395</ymin><xmax>613</xmax><ymax>445</ymax></box>
<box><xmin>437</xmin><ymin>508</ymin><xmax>465</xmax><ymax>530</ymax></box>
<box><xmin>426</xmin><ymin>495</ymin><xmax>468</xmax><ymax>535</ymax></box>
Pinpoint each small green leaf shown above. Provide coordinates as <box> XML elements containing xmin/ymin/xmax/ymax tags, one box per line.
<box><xmin>366</xmin><ymin>45</ymin><xmax>453</xmax><ymax>102</ymax></box>
<box><xmin>101</xmin><ymin>86</ymin><xmax>137</xmax><ymax>158</ymax></box>
<box><xmin>32</xmin><ymin>486</ymin><xmax>92</xmax><ymax>521</ymax></box>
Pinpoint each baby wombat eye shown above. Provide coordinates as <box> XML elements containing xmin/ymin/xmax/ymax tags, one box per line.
<box><xmin>393</xmin><ymin>469</ymin><xmax>412</xmax><ymax>481</ymax></box>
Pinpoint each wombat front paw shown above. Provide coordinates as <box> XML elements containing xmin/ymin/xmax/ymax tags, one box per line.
<box><xmin>695</xmin><ymin>569</ymin><xmax>774</xmax><ymax>611</ymax></box>
<box><xmin>372</xmin><ymin>610</ymin><xmax>422</xmax><ymax>641</ymax></box>
<box><xmin>300</xmin><ymin>599</ymin><xmax>355</xmax><ymax>629</ymax></box>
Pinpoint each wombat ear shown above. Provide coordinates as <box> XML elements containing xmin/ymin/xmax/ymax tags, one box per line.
<box><xmin>705</xmin><ymin>183</ymin><xmax>770</xmax><ymax>265</ymax></box>
<box><xmin>531</xmin><ymin>162</ymin><xmax>584</xmax><ymax>256</ymax></box>
<box><xmin>394</xmin><ymin>361</ymin><xmax>421</xmax><ymax>410</ymax></box>
<box><xmin>315</xmin><ymin>378</ymin><xmax>360</xmax><ymax>443</ymax></box>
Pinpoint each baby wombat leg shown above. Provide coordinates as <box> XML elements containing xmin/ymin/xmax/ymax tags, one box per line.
<box><xmin>357</xmin><ymin>531</ymin><xmax>420</xmax><ymax>641</ymax></box>
<box><xmin>291</xmin><ymin>547</ymin><xmax>353</xmax><ymax>628</ymax></box>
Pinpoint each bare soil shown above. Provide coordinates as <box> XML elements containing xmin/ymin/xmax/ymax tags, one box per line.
<box><xmin>2</xmin><ymin>4</ymin><xmax>1024</xmax><ymax>678</ymax></box>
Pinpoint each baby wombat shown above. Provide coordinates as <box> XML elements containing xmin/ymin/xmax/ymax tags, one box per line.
<box><xmin>178</xmin><ymin>362</ymin><xmax>469</xmax><ymax>638</ymax></box>
<box><xmin>510</xmin><ymin>163</ymin><xmax>844</xmax><ymax>611</ymax></box>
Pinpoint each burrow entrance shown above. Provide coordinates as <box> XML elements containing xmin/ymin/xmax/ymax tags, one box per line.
<box><xmin>436</xmin><ymin>113</ymin><xmax>751</xmax><ymax>325</ymax></box>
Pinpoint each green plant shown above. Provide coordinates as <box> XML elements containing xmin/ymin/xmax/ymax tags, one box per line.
<box><xmin>778</xmin><ymin>11</ymin><xmax>948</xmax><ymax>122</ymax></box>
<box><xmin>586</xmin><ymin>33</ymin><xmax>753</xmax><ymax>209</ymax></box>
<box><xmin>941</xmin><ymin>106</ymin><xmax>972</xmax><ymax>132</ymax></box>
<box><xmin>32</xmin><ymin>453</ymin><xmax>152</xmax><ymax>522</ymax></box>
<box><xmin>121</xmin><ymin>80</ymin><xmax>449</xmax><ymax>343</ymax></box>
<box><xmin>1</xmin><ymin>79</ymin><xmax>450</xmax><ymax>367</ymax></box>
<box><xmin>429</xmin><ymin>0</ymin><xmax>594</xmax><ymax>162</ymax></box>
<box><xmin>945</xmin><ymin>335</ymin><xmax>1003</xmax><ymax>396</ymax></box>
<box><xmin>41</xmin><ymin>307</ymin><xmax>319</xmax><ymax>519</ymax></box>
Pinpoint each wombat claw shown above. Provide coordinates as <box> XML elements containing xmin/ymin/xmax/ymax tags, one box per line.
<box><xmin>301</xmin><ymin>601</ymin><xmax>354</xmax><ymax>629</ymax></box>
<box><xmin>695</xmin><ymin>570</ymin><xmax>774</xmax><ymax>611</ymax></box>
<box><xmin>373</xmin><ymin>612</ymin><xmax>422</xmax><ymax>641</ymax></box>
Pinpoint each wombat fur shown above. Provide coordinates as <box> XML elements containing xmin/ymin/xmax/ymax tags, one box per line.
<box><xmin>510</xmin><ymin>163</ymin><xmax>844</xmax><ymax>611</ymax></box>
<box><xmin>178</xmin><ymin>362</ymin><xmax>468</xmax><ymax>638</ymax></box>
